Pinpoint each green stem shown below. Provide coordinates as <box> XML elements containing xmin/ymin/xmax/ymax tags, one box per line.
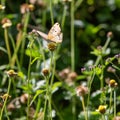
<box><xmin>87</xmin><ymin>72</ymin><xmax>95</xmax><ymax>117</ymax></box>
<box><xmin>43</xmin><ymin>76</ymin><xmax>49</xmax><ymax>120</ymax></box>
<box><xmin>9</xmin><ymin>33</ymin><xmax>21</xmax><ymax>70</ymax></box>
<box><xmin>27</xmin><ymin>46</ymin><xmax>32</xmax><ymax>120</ymax></box>
<box><xmin>81</xmin><ymin>96</ymin><xmax>88</xmax><ymax>120</ymax></box>
<box><xmin>109</xmin><ymin>88</ymin><xmax>113</xmax><ymax>114</ymax></box>
<box><xmin>95</xmin><ymin>37</ymin><xmax>111</xmax><ymax>66</ymax></box>
<box><xmin>42</xmin><ymin>10</ymin><xmax>47</xmax><ymax>28</ymax></box>
<box><xmin>52</xmin><ymin>101</ymin><xmax>64</xmax><ymax>120</ymax></box>
<box><xmin>71</xmin><ymin>0</ymin><xmax>75</xmax><ymax>71</ymax></box>
<box><xmin>0</xmin><ymin>77</ymin><xmax>12</xmax><ymax>119</ymax></box>
<box><xmin>61</xmin><ymin>4</ymin><xmax>67</xmax><ymax>29</ymax></box>
<box><xmin>114</xmin><ymin>90</ymin><xmax>116</xmax><ymax>118</ymax></box>
<box><xmin>4</xmin><ymin>28</ymin><xmax>11</xmax><ymax>65</ymax></box>
<box><xmin>20</xmin><ymin>12</ymin><xmax>30</xmax><ymax>66</ymax></box>
<box><xmin>50</xmin><ymin>0</ymin><xmax>54</xmax><ymax>25</ymax></box>
<box><xmin>34</xmin><ymin>98</ymin><xmax>41</xmax><ymax>120</ymax></box>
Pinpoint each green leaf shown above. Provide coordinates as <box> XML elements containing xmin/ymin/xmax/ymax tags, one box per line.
<box><xmin>25</xmin><ymin>49</ymin><xmax>42</xmax><ymax>58</ymax></box>
<box><xmin>31</xmin><ymin>57</ymin><xmax>42</xmax><ymax>65</ymax></box>
<box><xmin>52</xmin><ymin>82</ymin><xmax>62</xmax><ymax>92</ymax></box>
<box><xmin>0</xmin><ymin>47</ymin><xmax>7</xmax><ymax>54</ymax></box>
<box><xmin>30</xmin><ymin>89</ymin><xmax>45</xmax><ymax>106</ymax></box>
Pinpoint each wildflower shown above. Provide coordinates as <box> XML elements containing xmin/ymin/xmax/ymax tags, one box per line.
<box><xmin>0</xmin><ymin>93</ymin><xmax>11</xmax><ymax>101</ymax></box>
<box><xmin>114</xmin><ymin>54</ymin><xmax>120</xmax><ymax>59</ymax></box>
<box><xmin>20</xmin><ymin>3</ymin><xmax>34</xmax><ymax>14</ymax></box>
<box><xmin>81</xmin><ymin>67</ymin><xmax>86</xmax><ymax>72</ymax></box>
<box><xmin>0</xmin><ymin>4</ymin><xmax>5</xmax><ymax>10</ymax></box>
<box><xmin>20</xmin><ymin>93</ymin><xmax>29</xmax><ymax>104</ymax></box>
<box><xmin>58</xmin><ymin>68</ymin><xmax>71</xmax><ymax>79</ymax></box>
<box><xmin>76</xmin><ymin>85</ymin><xmax>88</xmax><ymax>96</ymax></box>
<box><xmin>107</xmin><ymin>66</ymin><xmax>116</xmax><ymax>73</ymax></box>
<box><xmin>107</xmin><ymin>31</ymin><xmax>113</xmax><ymax>38</ymax></box>
<box><xmin>65</xmin><ymin>71</ymin><xmax>77</xmax><ymax>86</ymax></box>
<box><xmin>47</xmin><ymin>42</ymin><xmax>57</xmax><ymax>51</ymax></box>
<box><xmin>7</xmin><ymin>103</ymin><xmax>15</xmax><ymax>111</ymax></box>
<box><xmin>97</xmin><ymin>105</ymin><xmax>106</xmax><ymax>114</ymax></box>
<box><xmin>6</xmin><ymin>69</ymin><xmax>18</xmax><ymax>77</ymax></box>
<box><xmin>42</xmin><ymin>68</ymin><xmax>49</xmax><ymax>76</ymax></box>
<box><xmin>1</xmin><ymin>18</ymin><xmax>12</xmax><ymax>28</ymax></box>
<box><xmin>113</xmin><ymin>116</ymin><xmax>120</xmax><ymax>120</ymax></box>
<box><xmin>109</xmin><ymin>79</ymin><xmax>118</xmax><ymax>88</ymax></box>
<box><xmin>68</xmin><ymin>71</ymin><xmax>77</xmax><ymax>80</ymax></box>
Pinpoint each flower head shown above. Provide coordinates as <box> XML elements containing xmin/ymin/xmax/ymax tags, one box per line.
<box><xmin>109</xmin><ymin>79</ymin><xmax>118</xmax><ymax>88</ymax></box>
<box><xmin>113</xmin><ymin>116</ymin><xmax>120</xmax><ymax>120</ymax></box>
<box><xmin>47</xmin><ymin>42</ymin><xmax>57</xmax><ymax>51</ymax></box>
<box><xmin>6</xmin><ymin>70</ymin><xmax>18</xmax><ymax>77</ymax></box>
<box><xmin>20</xmin><ymin>3</ymin><xmax>34</xmax><ymax>14</ymax></box>
<box><xmin>42</xmin><ymin>68</ymin><xmax>49</xmax><ymax>76</ymax></box>
<box><xmin>0</xmin><ymin>93</ymin><xmax>11</xmax><ymax>100</ymax></box>
<box><xmin>0</xmin><ymin>4</ymin><xmax>5</xmax><ymax>10</ymax></box>
<box><xmin>1</xmin><ymin>18</ymin><xmax>12</xmax><ymax>28</ymax></box>
<box><xmin>76</xmin><ymin>85</ymin><xmax>88</xmax><ymax>96</ymax></box>
<box><xmin>97</xmin><ymin>105</ymin><xmax>106</xmax><ymax>114</ymax></box>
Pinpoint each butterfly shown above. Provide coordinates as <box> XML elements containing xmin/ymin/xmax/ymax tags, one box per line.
<box><xmin>32</xmin><ymin>23</ymin><xmax>63</xmax><ymax>43</ymax></box>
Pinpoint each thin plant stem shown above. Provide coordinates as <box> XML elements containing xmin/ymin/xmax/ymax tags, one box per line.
<box><xmin>114</xmin><ymin>90</ymin><xmax>116</xmax><ymax>118</ymax></box>
<box><xmin>42</xmin><ymin>10</ymin><xmax>47</xmax><ymax>28</ymax></box>
<box><xmin>20</xmin><ymin>12</ymin><xmax>30</xmax><ymax>66</ymax></box>
<box><xmin>36</xmin><ymin>38</ymin><xmax>46</xmax><ymax>68</ymax></box>
<box><xmin>50</xmin><ymin>0</ymin><xmax>54</xmax><ymax>25</ymax></box>
<box><xmin>43</xmin><ymin>76</ymin><xmax>49</xmax><ymax>120</ymax></box>
<box><xmin>4</xmin><ymin>106</ymin><xmax>10</xmax><ymax>120</ymax></box>
<box><xmin>87</xmin><ymin>71</ymin><xmax>95</xmax><ymax>117</ymax></box>
<box><xmin>71</xmin><ymin>0</ymin><xmax>75</xmax><ymax>71</ymax></box>
<box><xmin>74</xmin><ymin>0</ymin><xmax>83</xmax><ymax>11</ymax></box>
<box><xmin>9</xmin><ymin>33</ymin><xmax>21</xmax><ymax>71</ymax></box>
<box><xmin>71</xmin><ymin>1</ymin><xmax>76</xmax><ymax>119</ymax></box>
<box><xmin>109</xmin><ymin>88</ymin><xmax>113</xmax><ymax>114</ymax></box>
<box><xmin>81</xmin><ymin>96</ymin><xmax>88</xmax><ymax>120</ymax></box>
<box><xmin>95</xmin><ymin>37</ymin><xmax>111</xmax><ymax>66</ymax></box>
<box><xmin>26</xmin><ymin>37</ymin><xmax>34</xmax><ymax>120</ymax></box>
<box><xmin>61</xmin><ymin>4</ymin><xmax>67</xmax><ymax>29</ymax></box>
<box><xmin>52</xmin><ymin>101</ymin><xmax>64</xmax><ymax>120</ymax></box>
<box><xmin>102</xmin><ymin>114</ymin><xmax>105</xmax><ymax>120</ymax></box>
<box><xmin>0</xmin><ymin>77</ymin><xmax>12</xmax><ymax>119</ymax></box>
<box><xmin>4</xmin><ymin>28</ymin><xmax>11</xmax><ymax>65</ymax></box>
<box><xmin>34</xmin><ymin>98</ymin><xmax>41</xmax><ymax>120</ymax></box>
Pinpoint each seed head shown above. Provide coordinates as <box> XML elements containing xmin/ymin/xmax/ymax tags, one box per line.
<box><xmin>107</xmin><ymin>31</ymin><xmax>113</xmax><ymax>38</ymax></box>
<box><xmin>17</xmin><ymin>23</ymin><xmax>23</xmax><ymax>31</ymax></box>
<box><xmin>47</xmin><ymin>42</ymin><xmax>57</xmax><ymax>51</ymax></box>
<box><xmin>42</xmin><ymin>68</ymin><xmax>49</xmax><ymax>76</ymax></box>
